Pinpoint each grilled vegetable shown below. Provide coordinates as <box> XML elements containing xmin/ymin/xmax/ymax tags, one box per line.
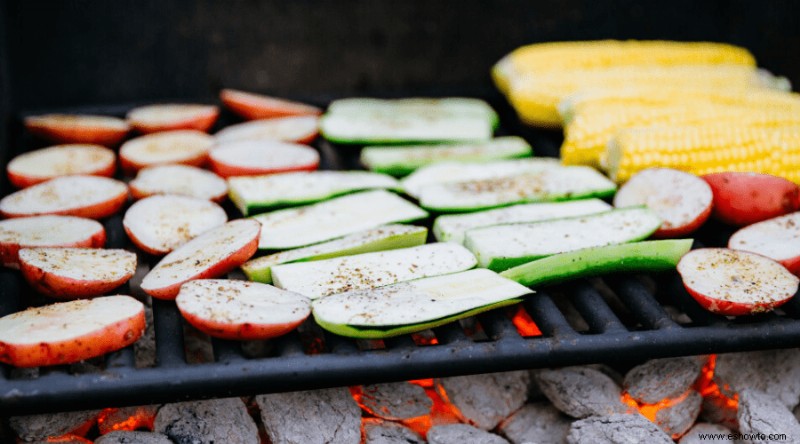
<box><xmin>7</xmin><ymin>144</ymin><xmax>116</xmax><ymax>188</ymax></box>
<box><xmin>500</xmin><ymin>240</ymin><xmax>693</xmax><ymax>287</ymax></box>
<box><xmin>0</xmin><ymin>175</ymin><xmax>128</xmax><ymax>219</ymax></box>
<box><xmin>119</xmin><ymin>130</ymin><xmax>213</xmax><ymax>174</ymax></box>
<box><xmin>0</xmin><ymin>295</ymin><xmax>145</xmax><ymax>367</ymax></box>
<box><xmin>214</xmin><ymin>116</ymin><xmax>319</xmax><ymax>145</ymax></box>
<box><xmin>126</xmin><ymin>104</ymin><xmax>219</xmax><ymax>133</ymax></box>
<box><xmin>19</xmin><ymin>248</ymin><xmax>136</xmax><ymax>298</ymax></box>
<box><xmin>228</xmin><ymin>170</ymin><xmax>400</xmax><ymax>215</ymax></box>
<box><xmin>208</xmin><ymin>140</ymin><xmax>320</xmax><ymax>178</ymax></box>
<box><xmin>0</xmin><ymin>216</ymin><xmax>105</xmax><ymax>269</ymax></box>
<box><xmin>24</xmin><ymin>114</ymin><xmax>130</xmax><ymax>146</ymax></box>
<box><xmin>129</xmin><ymin>164</ymin><xmax>228</xmax><ymax>202</ymax></box>
<box><xmin>140</xmin><ymin>219</ymin><xmax>260</xmax><ymax>300</ymax></box>
<box><xmin>359</xmin><ymin>136</ymin><xmax>533</xmax><ymax>176</ymax></box>
<box><xmin>123</xmin><ymin>195</ymin><xmax>227</xmax><ymax>255</ymax></box>
<box><xmin>417</xmin><ymin>166</ymin><xmax>616</xmax><ymax>213</ymax></box>
<box><xmin>613</xmin><ymin>168</ymin><xmax>713</xmax><ymax>237</ymax></box>
<box><xmin>729</xmin><ymin>212</ymin><xmax>800</xmax><ymax>275</ymax></box>
<box><xmin>220</xmin><ymin>89</ymin><xmax>321</xmax><ymax>120</ymax></box>
<box><xmin>253</xmin><ymin>190</ymin><xmax>427</xmax><ymax>250</ymax></box>
<box><xmin>433</xmin><ymin>199</ymin><xmax>612</xmax><ymax>244</ymax></box>
<box><xmin>464</xmin><ymin>207</ymin><xmax>662</xmax><ymax>271</ymax></box>
<box><xmin>703</xmin><ymin>172</ymin><xmax>800</xmax><ymax>226</ymax></box>
<box><xmin>176</xmin><ymin>280</ymin><xmax>311</xmax><ymax>340</ymax></box>
<box><xmin>272</xmin><ymin>243</ymin><xmax>477</xmax><ymax>299</ymax></box>
<box><xmin>312</xmin><ymin>269</ymin><xmax>531</xmax><ymax>339</ymax></box>
<box><xmin>677</xmin><ymin>248</ymin><xmax>799</xmax><ymax>315</ymax></box>
<box><xmin>242</xmin><ymin>225</ymin><xmax>427</xmax><ymax>283</ymax></box>
<box><xmin>328</xmin><ymin>97</ymin><xmax>499</xmax><ymax>128</ymax></box>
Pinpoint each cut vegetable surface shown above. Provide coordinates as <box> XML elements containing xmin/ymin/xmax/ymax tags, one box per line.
<box><xmin>0</xmin><ymin>295</ymin><xmax>145</xmax><ymax>367</ymax></box>
<box><xmin>140</xmin><ymin>219</ymin><xmax>260</xmax><ymax>300</ymax></box>
<box><xmin>501</xmin><ymin>239</ymin><xmax>693</xmax><ymax>287</ymax></box>
<box><xmin>312</xmin><ymin>269</ymin><xmax>531</xmax><ymax>339</ymax></box>
<box><xmin>320</xmin><ymin>113</ymin><xmax>494</xmax><ymax>145</ymax></box>
<box><xmin>614</xmin><ymin>168</ymin><xmax>713</xmax><ymax>238</ymax></box>
<box><xmin>254</xmin><ymin>190</ymin><xmax>427</xmax><ymax>250</ymax></box>
<box><xmin>433</xmin><ymin>199</ymin><xmax>612</xmax><ymax>244</ymax></box>
<box><xmin>119</xmin><ymin>130</ymin><xmax>213</xmax><ymax>173</ymax></box>
<box><xmin>272</xmin><ymin>242</ymin><xmax>477</xmax><ymax>299</ymax></box>
<box><xmin>327</xmin><ymin>97</ymin><xmax>499</xmax><ymax>127</ymax></box>
<box><xmin>176</xmin><ymin>279</ymin><xmax>311</xmax><ymax>340</ymax></box>
<box><xmin>0</xmin><ymin>216</ymin><xmax>105</xmax><ymax>269</ymax></box>
<box><xmin>220</xmin><ymin>89</ymin><xmax>322</xmax><ymax>120</ymax></box>
<box><xmin>677</xmin><ymin>248</ymin><xmax>799</xmax><ymax>315</ymax></box>
<box><xmin>729</xmin><ymin>212</ymin><xmax>800</xmax><ymax>275</ymax></box>
<box><xmin>214</xmin><ymin>116</ymin><xmax>319</xmax><ymax>144</ymax></box>
<box><xmin>19</xmin><ymin>248</ymin><xmax>136</xmax><ymax>298</ymax></box>
<box><xmin>703</xmin><ymin>172</ymin><xmax>800</xmax><ymax>226</ymax></box>
<box><xmin>464</xmin><ymin>207</ymin><xmax>662</xmax><ymax>271</ymax></box>
<box><xmin>7</xmin><ymin>144</ymin><xmax>116</xmax><ymax>188</ymax></box>
<box><xmin>418</xmin><ymin>166</ymin><xmax>617</xmax><ymax>212</ymax></box>
<box><xmin>126</xmin><ymin>104</ymin><xmax>219</xmax><ymax>133</ymax></box>
<box><xmin>123</xmin><ymin>195</ymin><xmax>228</xmax><ymax>255</ymax></box>
<box><xmin>228</xmin><ymin>170</ymin><xmax>400</xmax><ymax>215</ymax></box>
<box><xmin>242</xmin><ymin>225</ymin><xmax>427</xmax><ymax>283</ymax></box>
<box><xmin>359</xmin><ymin>136</ymin><xmax>533</xmax><ymax>176</ymax></box>
<box><xmin>129</xmin><ymin>164</ymin><xmax>228</xmax><ymax>202</ymax></box>
<box><xmin>24</xmin><ymin>114</ymin><xmax>129</xmax><ymax>146</ymax></box>
<box><xmin>208</xmin><ymin>140</ymin><xmax>320</xmax><ymax>178</ymax></box>
<box><xmin>0</xmin><ymin>175</ymin><xmax>128</xmax><ymax>219</ymax></box>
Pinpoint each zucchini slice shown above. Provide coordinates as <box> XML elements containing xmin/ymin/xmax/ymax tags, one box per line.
<box><xmin>433</xmin><ymin>199</ymin><xmax>612</xmax><ymax>244</ymax></box>
<box><xmin>228</xmin><ymin>170</ymin><xmax>401</xmax><ymax>215</ymax></box>
<box><xmin>312</xmin><ymin>268</ymin><xmax>531</xmax><ymax>339</ymax></box>
<box><xmin>320</xmin><ymin>113</ymin><xmax>493</xmax><ymax>145</ymax></box>
<box><xmin>327</xmin><ymin>97</ymin><xmax>499</xmax><ymax>129</ymax></box>
<box><xmin>253</xmin><ymin>190</ymin><xmax>427</xmax><ymax>250</ymax></box>
<box><xmin>360</xmin><ymin>136</ymin><xmax>532</xmax><ymax>176</ymax></box>
<box><xmin>271</xmin><ymin>242</ymin><xmax>477</xmax><ymax>299</ymax></box>
<box><xmin>464</xmin><ymin>207</ymin><xmax>662</xmax><ymax>271</ymax></box>
<box><xmin>500</xmin><ymin>239</ymin><xmax>693</xmax><ymax>287</ymax></box>
<box><xmin>417</xmin><ymin>166</ymin><xmax>617</xmax><ymax>213</ymax></box>
<box><xmin>241</xmin><ymin>224</ymin><xmax>428</xmax><ymax>283</ymax></box>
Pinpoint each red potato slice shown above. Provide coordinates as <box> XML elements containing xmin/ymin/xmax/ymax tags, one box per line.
<box><xmin>140</xmin><ymin>219</ymin><xmax>260</xmax><ymax>300</ymax></box>
<box><xmin>119</xmin><ymin>130</ymin><xmax>213</xmax><ymax>174</ymax></box>
<box><xmin>0</xmin><ymin>295</ymin><xmax>145</xmax><ymax>367</ymax></box>
<box><xmin>7</xmin><ymin>144</ymin><xmax>116</xmax><ymax>188</ymax></box>
<box><xmin>126</xmin><ymin>104</ymin><xmax>219</xmax><ymax>134</ymax></box>
<box><xmin>703</xmin><ymin>172</ymin><xmax>800</xmax><ymax>227</ymax></box>
<box><xmin>129</xmin><ymin>164</ymin><xmax>228</xmax><ymax>202</ymax></box>
<box><xmin>19</xmin><ymin>248</ymin><xmax>137</xmax><ymax>299</ymax></box>
<box><xmin>123</xmin><ymin>195</ymin><xmax>228</xmax><ymax>255</ymax></box>
<box><xmin>214</xmin><ymin>116</ymin><xmax>319</xmax><ymax>145</ymax></box>
<box><xmin>677</xmin><ymin>248</ymin><xmax>799</xmax><ymax>316</ymax></box>
<box><xmin>176</xmin><ymin>279</ymin><xmax>311</xmax><ymax>340</ymax></box>
<box><xmin>220</xmin><ymin>89</ymin><xmax>322</xmax><ymax>120</ymax></box>
<box><xmin>0</xmin><ymin>175</ymin><xmax>128</xmax><ymax>219</ymax></box>
<box><xmin>24</xmin><ymin>114</ymin><xmax>129</xmax><ymax>147</ymax></box>
<box><xmin>0</xmin><ymin>216</ymin><xmax>105</xmax><ymax>269</ymax></box>
<box><xmin>729</xmin><ymin>212</ymin><xmax>800</xmax><ymax>275</ymax></box>
<box><xmin>209</xmin><ymin>140</ymin><xmax>320</xmax><ymax>178</ymax></box>
<box><xmin>614</xmin><ymin>168</ymin><xmax>712</xmax><ymax>238</ymax></box>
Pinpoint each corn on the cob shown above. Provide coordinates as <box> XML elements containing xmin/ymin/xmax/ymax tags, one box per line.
<box><xmin>607</xmin><ymin>125</ymin><xmax>800</xmax><ymax>183</ymax></box>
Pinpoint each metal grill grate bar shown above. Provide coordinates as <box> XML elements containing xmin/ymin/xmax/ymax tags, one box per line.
<box><xmin>152</xmin><ymin>300</ymin><xmax>187</xmax><ymax>367</ymax></box>
<box><xmin>567</xmin><ymin>280</ymin><xmax>627</xmax><ymax>333</ymax></box>
<box><xmin>523</xmin><ymin>292</ymin><xmax>576</xmax><ymax>337</ymax></box>
<box><xmin>605</xmin><ymin>276</ymin><xmax>677</xmax><ymax>330</ymax></box>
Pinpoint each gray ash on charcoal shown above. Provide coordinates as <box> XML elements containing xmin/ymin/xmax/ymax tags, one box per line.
<box><xmin>435</xmin><ymin>371</ymin><xmax>530</xmax><ymax>430</ymax></box>
<box><xmin>363</xmin><ymin>420</ymin><xmax>425</xmax><ymax>444</ymax></box>
<box><xmin>154</xmin><ymin>397</ymin><xmax>258</xmax><ymax>444</ymax></box>
<box><xmin>566</xmin><ymin>413</ymin><xmax>673</xmax><ymax>444</ymax></box>
<box><xmin>535</xmin><ymin>366</ymin><xmax>629</xmax><ymax>418</ymax></box>
<box><xmin>10</xmin><ymin>409</ymin><xmax>100</xmax><ymax>442</ymax></box>
<box><xmin>427</xmin><ymin>423</ymin><xmax>510</xmax><ymax>444</ymax></box>
<box><xmin>623</xmin><ymin>357</ymin><xmax>704</xmax><ymax>404</ymax></box>
<box><xmin>94</xmin><ymin>431</ymin><xmax>173</xmax><ymax>444</ymax></box>
<box><xmin>496</xmin><ymin>402</ymin><xmax>572</xmax><ymax>444</ymax></box>
<box><xmin>700</xmin><ymin>394</ymin><xmax>740</xmax><ymax>432</ymax></box>
<box><xmin>737</xmin><ymin>389</ymin><xmax>800</xmax><ymax>443</ymax></box>
<box><xmin>652</xmin><ymin>390</ymin><xmax>702</xmax><ymax>438</ymax></box>
<box><xmin>358</xmin><ymin>382</ymin><xmax>433</xmax><ymax>420</ymax></box>
<box><xmin>714</xmin><ymin>350</ymin><xmax>800</xmax><ymax>410</ymax></box>
<box><xmin>679</xmin><ymin>423</ymin><xmax>735</xmax><ymax>444</ymax></box>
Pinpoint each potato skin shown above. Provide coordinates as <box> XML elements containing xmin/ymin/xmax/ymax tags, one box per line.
<box><xmin>19</xmin><ymin>256</ymin><xmax>134</xmax><ymax>299</ymax></box>
<box><xmin>25</xmin><ymin>118</ymin><xmax>129</xmax><ymax>147</ymax></box>
<box><xmin>180</xmin><ymin>311</ymin><xmax>306</xmax><ymax>340</ymax></box>
<box><xmin>129</xmin><ymin>108</ymin><xmax>219</xmax><ymax>134</ymax></box>
<box><xmin>0</xmin><ymin>190</ymin><xmax>128</xmax><ymax>220</ymax></box>
<box><xmin>703</xmin><ymin>172</ymin><xmax>800</xmax><ymax>227</ymax></box>
<box><xmin>220</xmin><ymin>89</ymin><xmax>322</xmax><ymax>120</ymax></box>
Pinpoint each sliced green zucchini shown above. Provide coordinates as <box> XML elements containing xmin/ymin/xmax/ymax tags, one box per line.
<box><xmin>360</xmin><ymin>136</ymin><xmax>532</xmax><ymax>176</ymax></box>
<box><xmin>433</xmin><ymin>198</ymin><xmax>612</xmax><ymax>244</ymax></box>
<box><xmin>253</xmin><ymin>190</ymin><xmax>427</xmax><ymax>250</ymax></box>
<box><xmin>418</xmin><ymin>166</ymin><xmax>617</xmax><ymax>213</ymax></box>
<box><xmin>228</xmin><ymin>171</ymin><xmax>401</xmax><ymax>216</ymax></box>
<box><xmin>312</xmin><ymin>268</ymin><xmax>531</xmax><ymax>339</ymax></box>
<box><xmin>241</xmin><ymin>224</ymin><xmax>427</xmax><ymax>283</ymax></box>
<box><xmin>272</xmin><ymin>242</ymin><xmax>477</xmax><ymax>299</ymax></box>
<box><xmin>464</xmin><ymin>207</ymin><xmax>662</xmax><ymax>271</ymax></box>
<box><xmin>500</xmin><ymin>239</ymin><xmax>694</xmax><ymax>287</ymax></box>
<box><xmin>327</xmin><ymin>97</ymin><xmax>499</xmax><ymax>129</ymax></box>
<box><xmin>320</xmin><ymin>113</ymin><xmax>493</xmax><ymax>145</ymax></box>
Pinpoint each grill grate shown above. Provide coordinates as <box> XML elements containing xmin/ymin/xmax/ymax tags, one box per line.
<box><xmin>1</xmin><ymin>99</ymin><xmax>800</xmax><ymax>415</ymax></box>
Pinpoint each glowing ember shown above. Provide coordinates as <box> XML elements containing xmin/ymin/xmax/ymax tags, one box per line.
<box><xmin>620</xmin><ymin>390</ymin><xmax>692</xmax><ymax>422</ymax></box>
<box><xmin>300</xmin><ymin>332</ymin><xmax>325</xmax><ymax>354</ymax></box>
<box><xmin>96</xmin><ymin>406</ymin><xmax>157</xmax><ymax>434</ymax></box>
<box><xmin>510</xmin><ymin>305</ymin><xmax>541</xmax><ymax>337</ymax></box>
<box><xmin>411</xmin><ymin>333</ymin><xmax>438</xmax><ymax>346</ymax></box>
<box><xmin>43</xmin><ymin>435</ymin><xmax>93</xmax><ymax>444</ymax></box>
<box><xmin>695</xmin><ymin>355</ymin><xmax>739</xmax><ymax>410</ymax></box>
